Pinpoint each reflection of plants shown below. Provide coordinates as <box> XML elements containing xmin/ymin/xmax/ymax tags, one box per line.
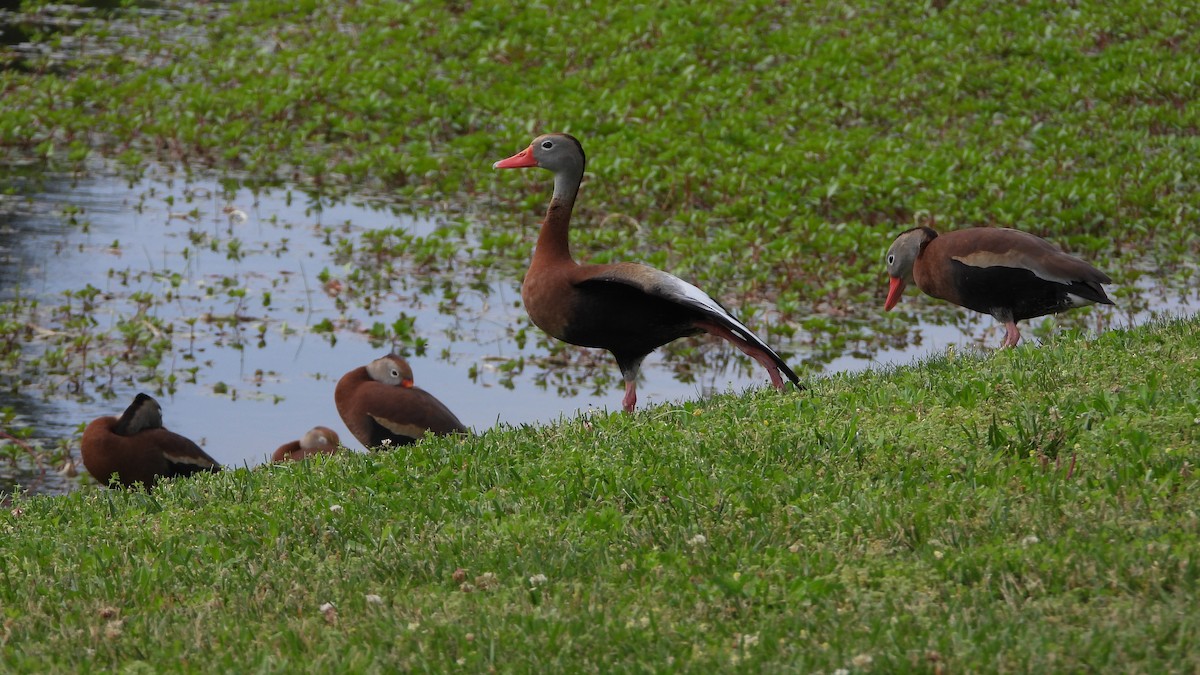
<box><xmin>0</xmin><ymin>411</ymin><xmax>75</xmax><ymax>497</ymax></box>
<box><xmin>327</xmin><ymin>225</ymin><xmax>473</xmax><ymax>316</ymax></box>
<box><xmin>0</xmin><ymin>279</ymin><xmax>38</xmax><ymax>333</ymax></box>
<box><xmin>366</xmin><ymin>314</ymin><xmax>428</xmax><ymax>355</ymax></box>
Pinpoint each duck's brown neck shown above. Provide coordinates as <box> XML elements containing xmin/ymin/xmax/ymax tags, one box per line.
<box><xmin>533</xmin><ymin>169</ymin><xmax>582</xmax><ymax>265</ymax></box>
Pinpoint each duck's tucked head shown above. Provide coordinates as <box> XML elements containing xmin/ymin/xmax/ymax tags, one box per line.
<box><xmin>113</xmin><ymin>393</ymin><xmax>164</xmax><ymax>435</ymax></box>
<box><xmin>365</xmin><ymin>354</ymin><xmax>415</xmax><ymax>388</ymax></box>
<box><xmin>300</xmin><ymin>426</ymin><xmax>340</xmax><ymax>451</ymax></box>
<box><xmin>494</xmin><ymin>133</ymin><xmax>585</xmax><ymax>175</ymax></box>
<box><xmin>884</xmin><ymin>227</ymin><xmax>937</xmax><ymax>310</ymax></box>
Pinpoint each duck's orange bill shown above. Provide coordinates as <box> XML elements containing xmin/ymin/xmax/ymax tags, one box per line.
<box><xmin>493</xmin><ymin>146</ymin><xmax>537</xmax><ymax>169</ymax></box>
<box><xmin>400</xmin><ymin>379</ymin><xmax>414</xmax><ymax>389</ymax></box>
<box><xmin>884</xmin><ymin>276</ymin><xmax>905</xmax><ymax>311</ymax></box>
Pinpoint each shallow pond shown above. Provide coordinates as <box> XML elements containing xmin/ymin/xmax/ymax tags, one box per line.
<box><xmin>1</xmin><ymin>165</ymin><xmax>1196</xmax><ymax>497</ymax></box>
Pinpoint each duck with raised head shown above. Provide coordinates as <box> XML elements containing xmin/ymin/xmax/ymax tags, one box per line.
<box><xmin>493</xmin><ymin>133</ymin><xmax>800</xmax><ymax>412</ymax></box>
<box><xmin>80</xmin><ymin>393</ymin><xmax>221</xmax><ymax>489</ymax></box>
<box><xmin>334</xmin><ymin>354</ymin><xmax>468</xmax><ymax>449</ymax></box>
<box><xmin>271</xmin><ymin>426</ymin><xmax>341</xmax><ymax>462</ymax></box>
<box><xmin>884</xmin><ymin>226</ymin><xmax>1114</xmax><ymax>348</ymax></box>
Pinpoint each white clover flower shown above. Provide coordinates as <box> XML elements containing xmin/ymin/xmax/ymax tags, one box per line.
<box><xmin>528</xmin><ymin>573</ymin><xmax>548</xmax><ymax>587</ymax></box>
<box><xmin>687</xmin><ymin>534</ymin><xmax>707</xmax><ymax>547</ymax></box>
<box><xmin>1021</xmin><ymin>534</ymin><xmax>1040</xmax><ymax>547</ymax></box>
<box><xmin>319</xmin><ymin>602</ymin><xmax>337</xmax><ymax>624</ymax></box>
<box><xmin>625</xmin><ymin>616</ymin><xmax>650</xmax><ymax>629</ymax></box>
<box><xmin>329</xmin><ymin>504</ymin><xmax>344</xmax><ymax>513</ymax></box>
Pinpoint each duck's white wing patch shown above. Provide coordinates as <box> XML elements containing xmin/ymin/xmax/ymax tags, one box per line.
<box><xmin>652</xmin><ymin>272</ymin><xmax>733</xmax><ymax>317</ymax></box>
<box><xmin>370</xmin><ymin>414</ymin><xmax>427</xmax><ymax>440</ymax></box>
<box><xmin>595</xmin><ymin>264</ymin><xmax>775</xmax><ymax>353</ymax></box>
<box><xmin>163</xmin><ymin>450</ymin><xmax>218</xmax><ymax>468</ymax></box>
<box><xmin>1064</xmin><ymin>292</ymin><xmax>1097</xmax><ymax>308</ymax></box>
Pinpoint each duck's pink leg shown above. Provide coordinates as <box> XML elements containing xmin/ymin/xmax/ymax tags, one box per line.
<box><xmin>1001</xmin><ymin>321</ymin><xmax>1022</xmax><ymax>348</ymax></box>
<box><xmin>622</xmin><ymin>379</ymin><xmax>638</xmax><ymax>413</ymax></box>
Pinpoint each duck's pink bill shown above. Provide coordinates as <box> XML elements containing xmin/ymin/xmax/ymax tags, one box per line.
<box><xmin>493</xmin><ymin>146</ymin><xmax>537</xmax><ymax>169</ymax></box>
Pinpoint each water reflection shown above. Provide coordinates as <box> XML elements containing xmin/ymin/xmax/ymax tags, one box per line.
<box><xmin>0</xmin><ymin>164</ymin><xmax>1195</xmax><ymax>498</ymax></box>
<box><xmin>1</xmin><ymin>1</ymin><xmax>175</xmax><ymax>74</ymax></box>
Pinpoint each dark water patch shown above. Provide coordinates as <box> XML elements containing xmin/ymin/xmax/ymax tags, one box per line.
<box><xmin>1</xmin><ymin>1</ymin><xmax>180</xmax><ymax>74</ymax></box>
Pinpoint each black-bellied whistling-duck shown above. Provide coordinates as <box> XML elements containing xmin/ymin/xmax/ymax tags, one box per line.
<box><xmin>271</xmin><ymin>426</ymin><xmax>341</xmax><ymax>462</ymax></box>
<box><xmin>493</xmin><ymin>133</ymin><xmax>800</xmax><ymax>412</ymax></box>
<box><xmin>884</xmin><ymin>226</ymin><xmax>1114</xmax><ymax>348</ymax></box>
<box><xmin>334</xmin><ymin>354</ymin><xmax>468</xmax><ymax>449</ymax></box>
<box><xmin>80</xmin><ymin>393</ymin><xmax>221</xmax><ymax>489</ymax></box>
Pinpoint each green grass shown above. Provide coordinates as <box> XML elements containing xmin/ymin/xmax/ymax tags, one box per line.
<box><xmin>3</xmin><ymin>317</ymin><xmax>1199</xmax><ymax>672</ymax></box>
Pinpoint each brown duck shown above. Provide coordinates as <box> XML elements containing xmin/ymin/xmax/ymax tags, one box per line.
<box><xmin>271</xmin><ymin>426</ymin><xmax>341</xmax><ymax>462</ymax></box>
<box><xmin>494</xmin><ymin>133</ymin><xmax>799</xmax><ymax>412</ymax></box>
<box><xmin>80</xmin><ymin>393</ymin><xmax>221</xmax><ymax>489</ymax></box>
<box><xmin>334</xmin><ymin>354</ymin><xmax>467</xmax><ymax>449</ymax></box>
<box><xmin>885</xmin><ymin>226</ymin><xmax>1114</xmax><ymax>347</ymax></box>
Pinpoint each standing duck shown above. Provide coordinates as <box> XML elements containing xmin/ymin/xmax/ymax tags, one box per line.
<box><xmin>493</xmin><ymin>133</ymin><xmax>799</xmax><ymax>412</ymax></box>
<box><xmin>271</xmin><ymin>426</ymin><xmax>341</xmax><ymax>462</ymax></box>
<box><xmin>334</xmin><ymin>354</ymin><xmax>467</xmax><ymax>449</ymax></box>
<box><xmin>80</xmin><ymin>393</ymin><xmax>221</xmax><ymax>489</ymax></box>
<box><xmin>884</xmin><ymin>226</ymin><xmax>1114</xmax><ymax>347</ymax></box>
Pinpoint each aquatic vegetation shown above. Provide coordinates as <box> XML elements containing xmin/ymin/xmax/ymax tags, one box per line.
<box><xmin>2</xmin><ymin>1</ymin><xmax>1198</xmax><ymax>310</ymax></box>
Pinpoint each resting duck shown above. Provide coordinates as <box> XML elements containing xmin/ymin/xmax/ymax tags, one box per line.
<box><xmin>884</xmin><ymin>226</ymin><xmax>1114</xmax><ymax>347</ymax></box>
<box><xmin>271</xmin><ymin>426</ymin><xmax>341</xmax><ymax>462</ymax></box>
<box><xmin>80</xmin><ymin>393</ymin><xmax>221</xmax><ymax>489</ymax></box>
<box><xmin>334</xmin><ymin>354</ymin><xmax>467</xmax><ymax>449</ymax></box>
<box><xmin>493</xmin><ymin>133</ymin><xmax>799</xmax><ymax>412</ymax></box>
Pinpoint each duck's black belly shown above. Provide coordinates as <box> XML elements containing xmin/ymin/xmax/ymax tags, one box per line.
<box><xmin>950</xmin><ymin>262</ymin><xmax>1082</xmax><ymax>321</ymax></box>
<box><xmin>559</xmin><ymin>282</ymin><xmax>703</xmax><ymax>361</ymax></box>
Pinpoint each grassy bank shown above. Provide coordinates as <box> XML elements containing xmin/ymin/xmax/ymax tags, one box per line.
<box><xmin>3</xmin><ymin>316</ymin><xmax>1198</xmax><ymax>672</ymax></box>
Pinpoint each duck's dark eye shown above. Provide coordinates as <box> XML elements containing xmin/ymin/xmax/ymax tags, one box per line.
<box><xmin>390</xmin><ymin>368</ymin><xmax>400</xmax><ymax>378</ymax></box>
<box><xmin>887</xmin><ymin>254</ymin><xmax>895</xmax><ymax>265</ymax></box>
<box><xmin>541</xmin><ymin>140</ymin><xmax>553</xmax><ymax>149</ymax></box>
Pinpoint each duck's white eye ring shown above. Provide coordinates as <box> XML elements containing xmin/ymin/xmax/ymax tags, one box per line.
<box><xmin>390</xmin><ymin>368</ymin><xmax>400</xmax><ymax>378</ymax></box>
<box><xmin>887</xmin><ymin>254</ymin><xmax>895</xmax><ymax>265</ymax></box>
<box><xmin>541</xmin><ymin>140</ymin><xmax>554</xmax><ymax>149</ymax></box>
